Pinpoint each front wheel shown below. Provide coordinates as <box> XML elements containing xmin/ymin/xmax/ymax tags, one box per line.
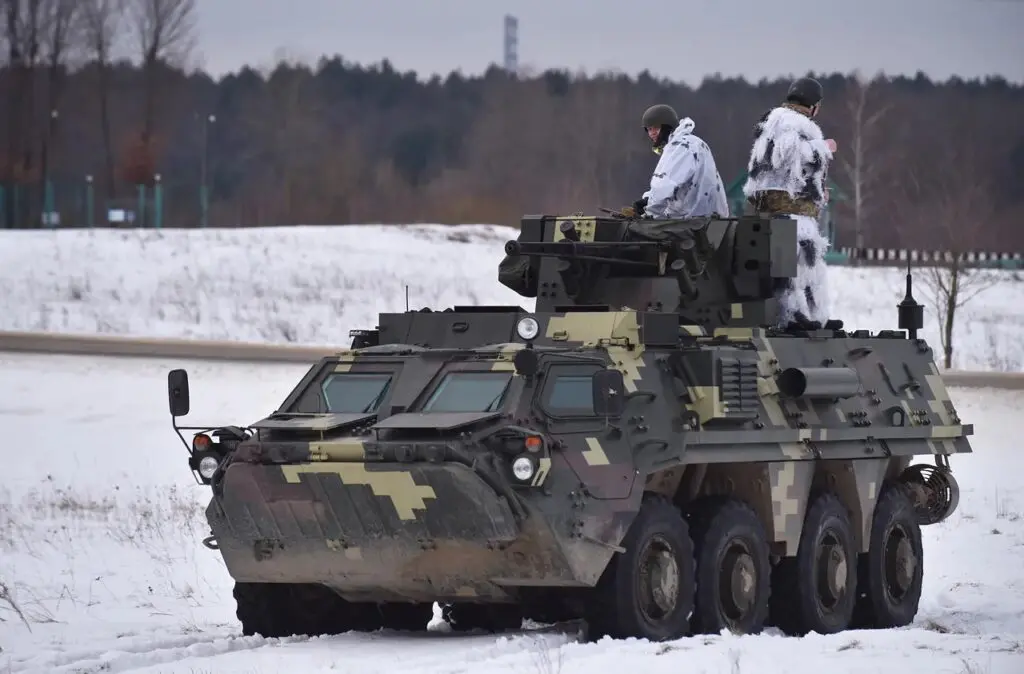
<box><xmin>586</xmin><ymin>494</ymin><xmax>695</xmax><ymax>641</ymax></box>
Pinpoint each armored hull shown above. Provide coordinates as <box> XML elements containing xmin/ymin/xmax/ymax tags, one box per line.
<box><xmin>166</xmin><ymin>213</ymin><xmax>972</xmax><ymax>642</ymax></box>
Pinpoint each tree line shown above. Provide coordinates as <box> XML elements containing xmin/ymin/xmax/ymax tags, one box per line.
<box><xmin>2</xmin><ymin>0</ymin><xmax>1023</xmax><ymax>252</ymax></box>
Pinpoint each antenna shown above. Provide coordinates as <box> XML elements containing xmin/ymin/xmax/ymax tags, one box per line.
<box><xmin>897</xmin><ymin>254</ymin><xmax>923</xmax><ymax>339</ymax></box>
<box><xmin>405</xmin><ymin>284</ymin><xmax>410</xmax><ymax>311</ymax></box>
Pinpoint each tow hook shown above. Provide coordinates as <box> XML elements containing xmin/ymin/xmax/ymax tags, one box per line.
<box><xmin>202</xmin><ymin>535</ymin><xmax>219</xmax><ymax>550</ymax></box>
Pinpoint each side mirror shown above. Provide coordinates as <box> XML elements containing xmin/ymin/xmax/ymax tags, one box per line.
<box><xmin>168</xmin><ymin>368</ymin><xmax>190</xmax><ymax>417</ymax></box>
<box><xmin>592</xmin><ymin>369</ymin><xmax>626</xmax><ymax>418</ymax></box>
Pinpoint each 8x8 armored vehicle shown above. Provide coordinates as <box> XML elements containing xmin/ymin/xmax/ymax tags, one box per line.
<box><xmin>167</xmin><ymin>213</ymin><xmax>970</xmax><ymax>642</ymax></box>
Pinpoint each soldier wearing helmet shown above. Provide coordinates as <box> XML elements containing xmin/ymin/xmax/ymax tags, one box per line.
<box><xmin>742</xmin><ymin>76</ymin><xmax>838</xmax><ymax>329</ymax></box>
<box><xmin>629</xmin><ymin>103</ymin><xmax>729</xmax><ymax>220</ymax></box>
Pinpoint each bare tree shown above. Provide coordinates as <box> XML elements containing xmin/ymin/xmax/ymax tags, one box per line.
<box><xmin>561</xmin><ymin>76</ymin><xmax>637</xmax><ymax>210</ymax></box>
<box><xmin>1</xmin><ymin>1</ymin><xmax>48</xmax><ymax>227</ymax></box>
<box><xmin>834</xmin><ymin>70</ymin><xmax>894</xmax><ymax>254</ymax></box>
<box><xmin>38</xmin><ymin>0</ymin><xmax>81</xmax><ymax>221</ymax></box>
<box><xmin>910</xmin><ymin>146</ymin><xmax>1000</xmax><ymax>370</ymax></box>
<box><xmin>0</xmin><ymin>2</ymin><xmax>7</xmax><ymax>64</ymax></box>
<box><xmin>236</xmin><ymin>56</ymin><xmax>333</xmax><ymax>225</ymax></box>
<box><xmin>127</xmin><ymin>0</ymin><xmax>196</xmax><ymax>143</ymax></box>
<box><xmin>448</xmin><ymin>75</ymin><xmax>565</xmax><ymax>221</ymax></box>
<box><xmin>81</xmin><ymin>0</ymin><xmax>124</xmax><ymax>198</ymax></box>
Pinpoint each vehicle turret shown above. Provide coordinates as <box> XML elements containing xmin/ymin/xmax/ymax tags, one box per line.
<box><xmin>497</xmin><ymin>213</ymin><xmax>804</xmax><ymax>331</ymax></box>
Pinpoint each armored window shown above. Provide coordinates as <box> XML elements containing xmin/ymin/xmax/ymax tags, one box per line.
<box><xmin>546</xmin><ymin>375</ymin><xmax>595</xmax><ymax>414</ymax></box>
<box><xmin>422</xmin><ymin>372</ymin><xmax>512</xmax><ymax>413</ymax></box>
<box><xmin>539</xmin><ymin>365</ymin><xmax>602</xmax><ymax>417</ymax></box>
<box><xmin>320</xmin><ymin>373</ymin><xmax>392</xmax><ymax>413</ymax></box>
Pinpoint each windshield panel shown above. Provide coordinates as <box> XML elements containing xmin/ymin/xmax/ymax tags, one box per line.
<box><xmin>321</xmin><ymin>373</ymin><xmax>392</xmax><ymax>413</ymax></box>
<box><xmin>547</xmin><ymin>374</ymin><xmax>595</xmax><ymax>413</ymax></box>
<box><xmin>422</xmin><ymin>372</ymin><xmax>512</xmax><ymax>413</ymax></box>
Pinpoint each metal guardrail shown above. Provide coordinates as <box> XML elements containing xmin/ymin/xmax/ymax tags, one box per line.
<box><xmin>827</xmin><ymin>247</ymin><xmax>1024</xmax><ymax>270</ymax></box>
<box><xmin>1</xmin><ymin>330</ymin><xmax>1022</xmax><ymax>390</ymax></box>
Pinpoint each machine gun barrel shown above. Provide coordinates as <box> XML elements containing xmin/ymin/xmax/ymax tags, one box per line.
<box><xmin>503</xmin><ymin>239</ymin><xmax>665</xmax><ymax>268</ymax></box>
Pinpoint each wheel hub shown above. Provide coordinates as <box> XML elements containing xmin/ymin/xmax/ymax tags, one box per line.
<box><xmin>639</xmin><ymin>537</ymin><xmax>679</xmax><ymax>620</ymax></box>
<box><xmin>894</xmin><ymin>538</ymin><xmax>915</xmax><ymax>589</ymax></box>
<box><xmin>815</xmin><ymin>533</ymin><xmax>848</xmax><ymax>609</ymax></box>
<box><xmin>885</xmin><ymin>526</ymin><xmax>917</xmax><ymax>597</ymax></box>
<box><xmin>827</xmin><ymin>546</ymin><xmax>848</xmax><ymax>597</ymax></box>
<box><xmin>723</xmin><ymin>549</ymin><xmax>756</xmax><ymax>613</ymax></box>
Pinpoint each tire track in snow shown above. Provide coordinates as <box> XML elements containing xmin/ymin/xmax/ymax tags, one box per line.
<box><xmin>6</xmin><ymin>621</ymin><xmax>583</xmax><ymax>674</ymax></box>
<box><xmin>6</xmin><ymin>630</ymin><xmax>311</xmax><ymax>674</ymax></box>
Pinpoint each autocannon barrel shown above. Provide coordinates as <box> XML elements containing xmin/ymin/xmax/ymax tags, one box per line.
<box><xmin>502</xmin><ymin>239</ymin><xmax>663</xmax><ymax>261</ymax></box>
<box><xmin>776</xmin><ymin>367</ymin><xmax>861</xmax><ymax>399</ymax></box>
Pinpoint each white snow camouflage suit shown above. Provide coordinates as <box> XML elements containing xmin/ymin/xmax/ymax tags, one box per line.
<box><xmin>643</xmin><ymin>117</ymin><xmax>729</xmax><ymax>219</ymax></box>
<box><xmin>743</xmin><ymin>103</ymin><xmax>834</xmax><ymax>327</ymax></box>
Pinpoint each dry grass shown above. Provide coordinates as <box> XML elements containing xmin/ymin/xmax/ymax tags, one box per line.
<box><xmin>526</xmin><ymin>634</ymin><xmax>564</xmax><ymax>674</ymax></box>
<box><xmin>958</xmin><ymin>657</ymin><xmax>990</xmax><ymax>674</ymax></box>
<box><xmin>0</xmin><ymin>482</ymin><xmax>214</xmax><ymax>631</ymax></box>
<box><xmin>994</xmin><ymin>487</ymin><xmax>1021</xmax><ymax>522</ymax></box>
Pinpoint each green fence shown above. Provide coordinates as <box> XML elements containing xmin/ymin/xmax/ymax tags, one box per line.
<box><xmin>0</xmin><ymin>178</ymin><xmax>208</xmax><ymax>229</ymax></box>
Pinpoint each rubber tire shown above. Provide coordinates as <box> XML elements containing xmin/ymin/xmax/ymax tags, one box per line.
<box><xmin>769</xmin><ymin>492</ymin><xmax>858</xmax><ymax>636</ymax></box>
<box><xmin>851</xmin><ymin>483</ymin><xmax>924</xmax><ymax>628</ymax></box>
<box><xmin>586</xmin><ymin>494</ymin><xmax>695</xmax><ymax>641</ymax></box>
<box><xmin>689</xmin><ymin>497</ymin><xmax>772</xmax><ymax>635</ymax></box>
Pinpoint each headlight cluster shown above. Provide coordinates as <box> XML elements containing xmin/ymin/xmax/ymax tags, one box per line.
<box><xmin>189</xmin><ymin>433</ymin><xmax>223</xmax><ymax>483</ymax></box>
<box><xmin>508</xmin><ymin>433</ymin><xmax>544</xmax><ymax>485</ymax></box>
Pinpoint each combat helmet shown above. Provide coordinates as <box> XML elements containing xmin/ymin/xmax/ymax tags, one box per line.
<box><xmin>641</xmin><ymin>103</ymin><xmax>679</xmax><ymax>153</ymax></box>
<box><xmin>786</xmin><ymin>77</ymin><xmax>824</xmax><ymax>109</ymax></box>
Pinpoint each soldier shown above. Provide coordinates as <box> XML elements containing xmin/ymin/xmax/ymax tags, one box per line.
<box><xmin>629</xmin><ymin>104</ymin><xmax>729</xmax><ymax>220</ymax></box>
<box><xmin>742</xmin><ymin>77</ymin><xmax>837</xmax><ymax>329</ymax></box>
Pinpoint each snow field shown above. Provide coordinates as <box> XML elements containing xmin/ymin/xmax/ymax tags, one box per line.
<box><xmin>1</xmin><ymin>224</ymin><xmax>1022</xmax><ymax>371</ymax></box>
<box><xmin>0</xmin><ymin>352</ymin><xmax>1022</xmax><ymax>673</ymax></box>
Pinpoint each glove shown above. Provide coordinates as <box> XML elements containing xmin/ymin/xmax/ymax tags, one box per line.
<box><xmin>620</xmin><ymin>206</ymin><xmax>637</xmax><ymax>218</ymax></box>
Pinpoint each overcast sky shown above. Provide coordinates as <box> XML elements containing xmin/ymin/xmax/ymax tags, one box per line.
<box><xmin>194</xmin><ymin>0</ymin><xmax>1024</xmax><ymax>85</ymax></box>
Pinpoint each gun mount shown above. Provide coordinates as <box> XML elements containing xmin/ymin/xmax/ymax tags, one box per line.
<box><xmin>498</xmin><ymin>214</ymin><xmax>799</xmax><ymax>331</ymax></box>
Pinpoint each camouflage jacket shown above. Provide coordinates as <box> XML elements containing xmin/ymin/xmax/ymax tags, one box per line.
<box><xmin>742</xmin><ymin>102</ymin><xmax>833</xmax><ymax>218</ymax></box>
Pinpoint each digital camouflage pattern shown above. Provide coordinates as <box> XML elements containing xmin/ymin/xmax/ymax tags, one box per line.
<box><xmin>747</xmin><ymin>189</ymin><xmax>821</xmax><ymax>218</ymax></box>
<box><xmin>169</xmin><ymin>212</ymin><xmax>971</xmax><ymax>642</ymax></box>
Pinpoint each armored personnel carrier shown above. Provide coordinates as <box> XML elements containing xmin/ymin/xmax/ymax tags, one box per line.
<box><xmin>166</xmin><ymin>213</ymin><xmax>971</xmax><ymax>642</ymax></box>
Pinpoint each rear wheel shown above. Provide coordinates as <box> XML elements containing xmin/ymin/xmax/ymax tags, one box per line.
<box><xmin>689</xmin><ymin>498</ymin><xmax>772</xmax><ymax>635</ymax></box>
<box><xmin>769</xmin><ymin>492</ymin><xmax>857</xmax><ymax>635</ymax></box>
<box><xmin>586</xmin><ymin>494</ymin><xmax>695</xmax><ymax>641</ymax></box>
<box><xmin>851</xmin><ymin>483</ymin><xmax>924</xmax><ymax>628</ymax></box>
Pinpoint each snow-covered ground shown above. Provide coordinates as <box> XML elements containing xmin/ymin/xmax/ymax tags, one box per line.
<box><xmin>1</xmin><ymin>225</ymin><xmax>1022</xmax><ymax>371</ymax></box>
<box><xmin>1</xmin><ymin>352</ymin><xmax>1022</xmax><ymax>673</ymax></box>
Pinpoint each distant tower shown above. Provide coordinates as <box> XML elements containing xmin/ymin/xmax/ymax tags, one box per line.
<box><xmin>503</xmin><ymin>14</ymin><xmax>518</xmax><ymax>73</ymax></box>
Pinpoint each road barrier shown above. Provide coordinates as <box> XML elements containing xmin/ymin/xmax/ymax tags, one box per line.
<box><xmin>1</xmin><ymin>329</ymin><xmax>1022</xmax><ymax>390</ymax></box>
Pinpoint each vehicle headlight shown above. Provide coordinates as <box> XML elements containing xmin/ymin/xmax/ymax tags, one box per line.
<box><xmin>198</xmin><ymin>454</ymin><xmax>219</xmax><ymax>480</ymax></box>
<box><xmin>512</xmin><ymin>456</ymin><xmax>536</xmax><ymax>482</ymax></box>
<box><xmin>516</xmin><ymin>316</ymin><xmax>539</xmax><ymax>341</ymax></box>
